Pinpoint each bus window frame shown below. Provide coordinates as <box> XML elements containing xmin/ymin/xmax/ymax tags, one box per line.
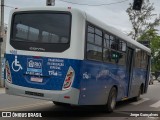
<box><xmin>85</xmin><ymin>22</ymin><xmax>127</xmax><ymax>66</ymax></box>
<box><xmin>10</xmin><ymin>11</ymin><xmax>72</xmax><ymax>53</ymax></box>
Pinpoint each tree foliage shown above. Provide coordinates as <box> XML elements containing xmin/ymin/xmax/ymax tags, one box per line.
<box><xmin>139</xmin><ymin>29</ymin><xmax>160</xmax><ymax>72</ymax></box>
<box><xmin>126</xmin><ymin>0</ymin><xmax>160</xmax><ymax>40</ymax></box>
<box><xmin>127</xmin><ymin>0</ymin><xmax>160</xmax><ymax>72</ymax></box>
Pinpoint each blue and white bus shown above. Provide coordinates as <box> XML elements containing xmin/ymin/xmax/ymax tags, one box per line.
<box><xmin>5</xmin><ymin>7</ymin><xmax>151</xmax><ymax>112</ymax></box>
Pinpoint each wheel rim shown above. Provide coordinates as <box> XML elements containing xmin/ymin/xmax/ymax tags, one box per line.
<box><xmin>110</xmin><ymin>92</ymin><xmax>116</xmax><ymax>109</ymax></box>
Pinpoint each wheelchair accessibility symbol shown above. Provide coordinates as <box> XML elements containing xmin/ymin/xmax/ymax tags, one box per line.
<box><xmin>12</xmin><ymin>56</ymin><xmax>23</xmax><ymax>72</ymax></box>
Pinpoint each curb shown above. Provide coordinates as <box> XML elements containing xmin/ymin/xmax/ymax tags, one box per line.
<box><xmin>0</xmin><ymin>88</ymin><xmax>5</xmax><ymax>93</ymax></box>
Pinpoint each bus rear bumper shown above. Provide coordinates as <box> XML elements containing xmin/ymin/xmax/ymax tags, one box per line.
<box><xmin>5</xmin><ymin>81</ymin><xmax>80</xmax><ymax>105</ymax></box>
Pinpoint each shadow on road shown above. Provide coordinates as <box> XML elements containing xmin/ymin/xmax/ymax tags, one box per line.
<box><xmin>36</xmin><ymin>99</ymin><xmax>137</xmax><ymax>117</ymax></box>
<box><xmin>2</xmin><ymin>98</ymin><xmax>157</xmax><ymax>120</ymax></box>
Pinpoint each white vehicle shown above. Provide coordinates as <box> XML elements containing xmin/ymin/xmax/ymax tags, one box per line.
<box><xmin>5</xmin><ymin>7</ymin><xmax>151</xmax><ymax>112</ymax></box>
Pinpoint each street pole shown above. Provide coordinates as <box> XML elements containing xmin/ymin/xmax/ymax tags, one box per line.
<box><xmin>0</xmin><ymin>0</ymin><xmax>4</xmax><ymax>87</ymax></box>
<box><xmin>0</xmin><ymin>0</ymin><xmax>4</xmax><ymax>36</ymax></box>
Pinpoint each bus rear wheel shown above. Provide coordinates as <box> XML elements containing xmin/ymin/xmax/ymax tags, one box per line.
<box><xmin>105</xmin><ymin>87</ymin><xmax>117</xmax><ymax>112</ymax></box>
<box><xmin>53</xmin><ymin>101</ymin><xmax>69</xmax><ymax>106</ymax></box>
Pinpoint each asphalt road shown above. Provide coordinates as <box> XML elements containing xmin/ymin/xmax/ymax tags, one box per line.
<box><xmin>0</xmin><ymin>81</ymin><xmax>160</xmax><ymax>120</ymax></box>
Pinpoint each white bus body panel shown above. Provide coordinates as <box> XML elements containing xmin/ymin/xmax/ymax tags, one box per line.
<box><xmin>5</xmin><ymin>81</ymin><xmax>80</xmax><ymax>104</ymax></box>
<box><xmin>6</xmin><ymin>7</ymin><xmax>86</xmax><ymax>60</ymax></box>
<box><xmin>5</xmin><ymin>7</ymin><xmax>86</xmax><ymax>104</ymax></box>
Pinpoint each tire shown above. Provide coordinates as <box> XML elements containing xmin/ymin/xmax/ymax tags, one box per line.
<box><xmin>53</xmin><ymin>101</ymin><xmax>68</xmax><ymax>106</ymax></box>
<box><xmin>105</xmin><ymin>87</ymin><xmax>117</xmax><ymax>112</ymax></box>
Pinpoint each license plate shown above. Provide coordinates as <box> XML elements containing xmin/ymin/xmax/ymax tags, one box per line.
<box><xmin>30</xmin><ymin>77</ymin><xmax>43</xmax><ymax>83</ymax></box>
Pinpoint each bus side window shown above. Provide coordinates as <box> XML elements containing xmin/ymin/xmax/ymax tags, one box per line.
<box><xmin>135</xmin><ymin>49</ymin><xmax>141</xmax><ymax>68</ymax></box>
<box><xmin>86</xmin><ymin>25</ymin><xmax>102</xmax><ymax>61</ymax></box>
<box><xmin>119</xmin><ymin>40</ymin><xmax>126</xmax><ymax>52</ymax></box>
<box><xmin>87</xmin><ymin>26</ymin><xmax>94</xmax><ymax>43</ymax></box>
<box><xmin>111</xmin><ymin>50</ymin><xmax>121</xmax><ymax>64</ymax></box>
<box><xmin>104</xmin><ymin>34</ymin><xmax>110</xmax><ymax>48</ymax></box>
<box><xmin>103</xmin><ymin>49</ymin><xmax>112</xmax><ymax>62</ymax></box>
<box><xmin>87</xmin><ymin>43</ymin><xmax>102</xmax><ymax>61</ymax></box>
<box><xmin>122</xmin><ymin>41</ymin><xmax>126</xmax><ymax>52</ymax></box>
<box><xmin>95</xmin><ymin>28</ymin><xmax>102</xmax><ymax>46</ymax></box>
<box><xmin>103</xmin><ymin>49</ymin><xmax>118</xmax><ymax>64</ymax></box>
<box><xmin>110</xmin><ymin>36</ymin><xmax>118</xmax><ymax>50</ymax></box>
<box><xmin>117</xmin><ymin>53</ymin><xmax>126</xmax><ymax>65</ymax></box>
<box><xmin>141</xmin><ymin>51</ymin><xmax>148</xmax><ymax>70</ymax></box>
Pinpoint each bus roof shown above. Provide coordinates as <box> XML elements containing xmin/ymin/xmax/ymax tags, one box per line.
<box><xmin>11</xmin><ymin>6</ymin><xmax>151</xmax><ymax>53</ymax></box>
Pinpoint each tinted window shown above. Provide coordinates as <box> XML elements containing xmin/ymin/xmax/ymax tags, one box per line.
<box><xmin>135</xmin><ymin>49</ymin><xmax>141</xmax><ymax>68</ymax></box>
<box><xmin>87</xmin><ymin>26</ymin><xmax>102</xmax><ymax>46</ymax></box>
<box><xmin>141</xmin><ymin>51</ymin><xmax>148</xmax><ymax>69</ymax></box>
<box><xmin>103</xmin><ymin>49</ymin><xmax>122</xmax><ymax>64</ymax></box>
<box><xmin>87</xmin><ymin>26</ymin><xmax>94</xmax><ymax>43</ymax></box>
<box><xmin>103</xmin><ymin>49</ymin><xmax>113</xmax><ymax>63</ymax></box>
<box><xmin>95</xmin><ymin>35</ymin><xmax>102</xmax><ymax>46</ymax></box>
<box><xmin>110</xmin><ymin>36</ymin><xmax>118</xmax><ymax>50</ymax></box>
<box><xmin>87</xmin><ymin>25</ymin><xmax>102</xmax><ymax>61</ymax></box>
<box><xmin>86</xmin><ymin>23</ymin><xmax>126</xmax><ymax>65</ymax></box>
<box><xmin>104</xmin><ymin>34</ymin><xmax>110</xmax><ymax>48</ymax></box>
<box><xmin>122</xmin><ymin>41</ymin><xmax>126</xmax><ymax>52</ymax></box>
<box><xmin>95</xmin><ymin>28</ymin><xmax>102</xmax><ymax>46</ymax></box>
<box><xmin>11</xmin><ymin>12</ymin><xmax>71</xmax><ymax>52</ymax></box>
<box><xmin>87</xmin><ymin>43</ymin><xmax>102</xmax><ymax>61</ymax></box>
<box><xmin>117</xmin><ymin>52</ymin><xmax>126</xmax><ymax>65</ymax></box>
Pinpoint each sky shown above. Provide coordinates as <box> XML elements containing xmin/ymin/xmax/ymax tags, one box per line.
<box><xmin>3</xmin><ymin>0</ymin><xmax>160</xmax><ymax>34</ymax></box>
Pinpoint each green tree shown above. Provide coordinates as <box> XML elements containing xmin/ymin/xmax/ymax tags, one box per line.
<box><xmin>126</xmin><ymin>0</ymin><xmax>160</xmax><ymax>40</ymax></box>
<box><xmin>139</xmin><ymin>29</ymin><xmax>160</xmax><ymax>72</ymax></box>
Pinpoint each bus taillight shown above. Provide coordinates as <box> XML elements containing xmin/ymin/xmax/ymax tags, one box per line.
<box><xmin>5</xmin><ymin>61</ymin><xmax>12</xmax><ymax>83</ymax></box>
<box><xmin>62</xmin><ymin>66</ymin><xmax>75</xmax><ymax>90</ymax></box>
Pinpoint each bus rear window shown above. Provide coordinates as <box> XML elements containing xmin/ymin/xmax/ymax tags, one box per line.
<box><xmin>10</xmin><ymin>12</ymin><xmax>72</xmax><ymax>52</ymax></box>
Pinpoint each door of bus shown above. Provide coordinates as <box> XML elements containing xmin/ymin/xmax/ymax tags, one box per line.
<box><xmin>144</xmin><ymin>55</ymin><xmax>151</xmax><ymax>93</ymax></box>
<box><xmin>126</xmin><ymin>47</ymin><xmax>134</xmax><ymax>97</ymax></box>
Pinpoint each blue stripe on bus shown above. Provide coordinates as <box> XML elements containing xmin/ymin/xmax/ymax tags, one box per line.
<box><xmin>5</xmin><ymin>54</ymin><xmax>147</xmax><ymax>105</ymax></box>
<box><xmin>5</xmin><ymin>54</ymin><xmax>81</xmax><ymax>90</ymax></box>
